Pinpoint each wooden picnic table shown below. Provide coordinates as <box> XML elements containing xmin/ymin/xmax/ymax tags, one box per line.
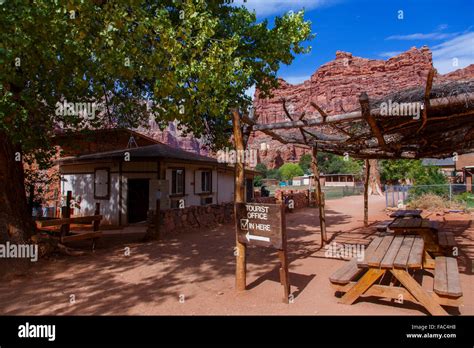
<box><xmin>329</xmin><ymin>235</ymin><xmax>462</xmax><ymax>315</ymax></box>
<box><xmin>389</xmin><ymin>209</ymin><xmax>423</xmax><ymax>218</ymax></box>
<box><xmin>388</xmin><ymin>217</ymin><xmax>456</xmax><ymax>259</ymax></box>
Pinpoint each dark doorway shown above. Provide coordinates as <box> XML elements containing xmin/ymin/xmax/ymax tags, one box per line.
<box><xmin>128</xmin><ymin>179</ymin><xmax>149</xmax><ymax>223</ymax></box>
<box><xmin>246</xmin><ymin>178</ymin><xmax>254</xmax><ymax>202</ymax></box>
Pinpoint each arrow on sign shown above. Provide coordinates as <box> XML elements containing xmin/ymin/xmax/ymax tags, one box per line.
<box><xmin>246</xmin><ymin>232</ymin><xmax>270</xmax><ymax>243</ymax></box>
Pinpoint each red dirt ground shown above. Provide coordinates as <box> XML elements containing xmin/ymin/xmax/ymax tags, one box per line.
<box><xmin>0</xmin><ymin>195</ymin><xmax>472</xmax><ymax>315</ymax></box>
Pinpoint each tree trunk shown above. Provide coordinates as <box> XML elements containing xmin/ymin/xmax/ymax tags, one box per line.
<box><xmin>0</xmin><ymin>131</ymin><xmax>33</xmax><ymax>278</ymax></box>
<box><xmin>368</xmin><ymin>159</ymin><xmax>383</xmax><ymax>196</ymax></box>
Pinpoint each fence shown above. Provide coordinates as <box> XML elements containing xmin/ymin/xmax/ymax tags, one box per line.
<box><xmin>322</xmin><ymin>184</ymin><xmax>365</xmax><ymax>200</ymax></box>
<box><xmin>385</xmin><ymin>184</ymin><xmax>473</xmax><ymax>208</ymax></box>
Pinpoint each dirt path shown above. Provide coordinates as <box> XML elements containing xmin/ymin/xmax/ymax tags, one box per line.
<box><xmin>0</xmin><ymin>195</ymin><xmax>472</xmax><ymax>315</ymax></box>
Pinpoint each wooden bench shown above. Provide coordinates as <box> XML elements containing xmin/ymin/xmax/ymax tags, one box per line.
<box><xmin>434</xmin><ymin>257</ymin><xmax>463</xmax><ymax>299</ymax></box>
<box><xmin>35</xmin><ymin>215</ymin><xmax>103</xmax><ymax>251</ymax></box>
<box><xmin>329</xmin><ymin>258</ymin><xmax>364</xmax><ymax>285</ymax></box>
<box><xmin>375</xmin><ymin>220</ymin><xmax>393</xmax><ymax>232</ymax></box>
<box><xmin>437</xmin><ymin>231</ymin><xmax>456</xmax><ymax>248</ymax></box>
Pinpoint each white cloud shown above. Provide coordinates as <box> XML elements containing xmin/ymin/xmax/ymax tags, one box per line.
<box><xmin>386</xmin><ymin>32</ymin><xmax>458</xmax><ymax>41</ymax></box>
<box><xmin>232</xmin><ymin>0</ymin><xmax>336</xmax><ymax>17</ymax></box>
<box><xmin>379</xmin><ymin>51</ymin><xmax>402</xmax><ymax>58</ymax></box>
<box><xmin>432</xmin><ymin>32</ymin><xmax>474</xmax><ymax>73</ymax></box>
<box><xmin>281</xmin><ymin>75</ymin><xmax>311</xmax><ymax>84</ymax></box>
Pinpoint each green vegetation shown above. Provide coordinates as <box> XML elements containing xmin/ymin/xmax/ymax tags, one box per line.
<box><xmin>298</xmin><ymin>153</ymin><xmax>312</xmax><ymax>174</ymax></box>
<box><xmin>253</xmin><ymin>163</ymin><xmax>268</xmax><ymax>187</ymax></box>
<box><xmin>380</xmin><ymin>160</ymin><xmax>447</xmax><ymax>186</ymax></box>
<box><xmin>317</xmin><ymin>152</ymin><xmax>363</xmax><ymax>177</ymax></box>
<box><xmin>279</xmin><ymin>163</ymin><xmax>304</xmax><ymax>181</ymax></box>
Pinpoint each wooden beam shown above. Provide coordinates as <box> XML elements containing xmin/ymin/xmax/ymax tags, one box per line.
<box><xmin>418</xmin><ymin>68</ymin><xmax>435</xmax><ymax>133</ymax></box>
<box><xmin>232</xmin><ymin>109</ymin><xmax>247</xmax><ymax>291</ymax></box>
<box><xmin>311</xmin><ymin>146</ymin><xmax>327</xmax><ymax>245</ymax></box>
<box><xmin>364</xmin><ymin>159</ymin><xmax>370</xmax><ymax>227</ymax></box>
<box><xmin>359</xmin><ymin>92</ymin><xmax>388</xmax><ymax>151</ymax></box>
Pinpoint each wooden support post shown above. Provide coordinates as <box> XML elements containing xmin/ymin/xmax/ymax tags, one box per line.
<box><xmin>233</xmin><ymin>109</ymin><xmax>247</xmax><ymax>291</ymax></box>
<box><xmin>279</xmin><ymin>203</ymin><xmax>290</xmax><ymax>303</ymax></box>
<box><xmin>92</xmin><ymin>202</ymin><xmax>101</xmax><ymax>251</ymax></box>
<box><xmin>364</xmin><ymin>159</ymin><xmax>370</xmax><ymax>227</ymax></box>
<box><xmin>61</xmin><ymin>191</ymin><xmax>72</xmax><ymax>236</ymax></box>
<box><xmin>93</xmin><ymin>203</ymin><xmax>100</xmax><ymax>231</ymax></box>
<box><xmin>155</xmin><ymin>199</ymin><xmax>161</xmax><ymax>239</ymax></box>
<box><xmin>311</xmin><ymin>146</ymin><xmax>327</xmax><ymax>245</ymax></box>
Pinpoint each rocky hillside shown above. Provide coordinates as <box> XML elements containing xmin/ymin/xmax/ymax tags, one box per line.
<box><xmin>249</xmin><ymin>46</ymin><xmax>474</xmax><ymax>168</ymax></box>
<box><xmin>138</xmin><ymin>46</ymin><xmax>473</xmax><ymax>166</ymax></box>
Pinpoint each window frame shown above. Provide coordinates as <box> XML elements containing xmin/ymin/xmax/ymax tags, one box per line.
<box><xmin>171</xmin><ymin>168</ymin><xmax>185</xmax><ymax>195</ymax></box>
<box><xmin>94</xmin><ymin>167</ymin><xmax>110</xmax><ymax>200</ymax></box>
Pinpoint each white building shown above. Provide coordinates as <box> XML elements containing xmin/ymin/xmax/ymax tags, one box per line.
<box><xmin>58</xmin><ymin>143</ymin><xmax>255</xmax><ymax>226</ymax></box>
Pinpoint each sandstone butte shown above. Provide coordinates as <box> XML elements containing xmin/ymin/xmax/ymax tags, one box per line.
<box><xmin>248</xmin><ymin>46</ymin><xmax>474</xmax><ymax>168</ymax></box>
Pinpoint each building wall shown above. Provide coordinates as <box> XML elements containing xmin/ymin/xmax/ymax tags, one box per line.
<box><xmin>60</xmin><ymin>162</ymin><xmax>121</xmax><ymax>225</ymax></box>
<box><xmin>60</xmin><ymin>161</ymin><xmax>240</xmax><ymax>226</ymax></box>
<box><xmin>217</xmin><ymin>169</ymin><xmax>235</xmax><ymax>204</ymax></box>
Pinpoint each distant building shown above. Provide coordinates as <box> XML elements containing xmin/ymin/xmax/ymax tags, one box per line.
<box><xmin>421</xmin><ymin>158</ymin><xmax>456</xmax><ymax>178</ymax></box>
<box><xmin>422</xmin><ymin>155</ymin><xmax>474</xmax><ymax>186</ymax></box>
<box><xmin>291</xmin><ymin>173</ymin><xmax>357</xmax><ymax>187</ymax></box>
<box><xmin>455</xmin><ymin>153</ymin><xmax>474</xmax><ymax>191</ymax></box>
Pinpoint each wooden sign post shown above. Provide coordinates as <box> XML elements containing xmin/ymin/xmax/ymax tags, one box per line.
<box><xmin>235</xmin><ymin>202</ymin><xmax>290</xmax><ymax>303</ymax></box>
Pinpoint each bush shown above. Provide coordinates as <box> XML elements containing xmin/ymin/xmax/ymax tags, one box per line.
<box><xmin>408</xmin><ymin>193</ymin><xmax>465</xmax><ymax>211</ymax></box>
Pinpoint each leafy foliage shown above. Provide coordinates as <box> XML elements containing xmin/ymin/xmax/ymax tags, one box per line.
<box><xmin>266</xmin><ymin>168</ymin><xmax>282</xmax><ymax>181</ymax></box>
<box><xmin>0</xmin><ymin>0</ymin><xmax>313</xmax><ymax>162</ymax></box>
<box><xmin>278</xmin><ymin>163</ymin><xmax>303</xmax><ymax>181</ymax></box>
<box><xmin>298</xmin><ymin>153</ymin><xmax>312</xmax><ymax>174</ymax></box>
<box><xmin>380</xmin><ymin>159</ymin><xmax>448</xmax><ymax>186</ymax></box>
<box><xmin>317</xmin><ymin>152</ymin><xmax>362</xmax><ymax>177</ymax></box>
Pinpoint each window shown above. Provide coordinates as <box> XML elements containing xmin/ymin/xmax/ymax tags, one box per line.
<box><xmin>171</xmin><ymin>169</ymin><xmax>185</xmax><ymax>195</ymax></box>
<box><xmin>94</xmin><ymin>168</ymin><xmax>110</xmax><ymax>199</ymax></box>
<box><xmin>201</xmin><ymin>171</ymin><xmax>212</xmax><ymax>193</ymax></box>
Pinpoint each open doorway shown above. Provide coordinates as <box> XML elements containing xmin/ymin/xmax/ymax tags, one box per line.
<box><xmin>128</xmin><ymin>179</ymin><xmax>149</xmax><ymax>223</ymax></box>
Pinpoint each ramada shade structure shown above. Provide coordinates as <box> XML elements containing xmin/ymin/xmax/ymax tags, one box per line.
<box><xmin>243</xmin><ymin>74</ymin><xmax>474</xmax><ymax>159</ymax></box>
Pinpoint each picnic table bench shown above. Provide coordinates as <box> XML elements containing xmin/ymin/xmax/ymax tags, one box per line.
<box><xmin>329</xmin><ymin>235</ymin><xmax>462</xmax><ymax>315</ymax></box>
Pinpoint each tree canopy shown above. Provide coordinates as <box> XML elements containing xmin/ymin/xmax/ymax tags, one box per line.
<box><xmin>1</xmin><ymin>0</ymin><xmax>314</xmax><ymax>165</ymax></box>
<box><xmin>279</xmin><ymin>162</ymin><xmax>303</xmax><ymax>181</ymax></box>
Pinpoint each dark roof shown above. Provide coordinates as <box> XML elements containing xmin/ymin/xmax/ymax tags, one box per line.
<box><xmin>421</xmin><ymin>158</ymin><xmax>455</xmax><ymax>167</ymax></box>
<box><xmin>58</xmin><ymin>143</ymin><xmax>218</xmax><ymax>165</ymax></box>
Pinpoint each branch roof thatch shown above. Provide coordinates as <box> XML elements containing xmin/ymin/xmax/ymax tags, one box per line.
<box><xmin>244</xmin><ymin>77</ymin><xmax>474</xmax><ymax>159</ymax></box>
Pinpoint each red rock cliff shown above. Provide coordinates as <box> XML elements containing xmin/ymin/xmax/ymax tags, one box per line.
<box><xmin>249</xmin><ymin>46</ymin><xmax>474</xmax><ymax>168</ymax></box>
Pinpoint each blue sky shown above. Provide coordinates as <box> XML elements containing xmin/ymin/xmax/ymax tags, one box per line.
<box><xmin>235</xmin><ymin>0</ymin><xmax>474</xmax><ymax>86</ymax></box>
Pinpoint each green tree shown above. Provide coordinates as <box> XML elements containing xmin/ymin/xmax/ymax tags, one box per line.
<box><xmin>255</xmin><ymin>163</ymin><xmax>268</xmax><ymax>177</ymax></box>
<box><xmin>380</xmin><ymin>160</ymin><xmax>447</xmax><ymax>185</ymax></box>
<box><xmin>317</xmin><ymin>152</ymin><xmax>362</xmax><ymax>177</ymax></box>
<box><xmin>298</xmin><ymin>153</ymin><xmax>312</xmax><ymax>174</ymax></box>
<box><xmin>267</xmin><ymin>168</ymin><xmax>282</xmax><ymax>181</ymax></box>
<box><xmin>253</xmin><ymin>163</ymin><xmax>268</xmax><ymax>187</ymax></box>
<box><xmin>0</xmin><ymin>1</ymin><xmax>313</xmax><ymax>273</ymax></box>
<box><xmin>279</xmin><ymin>163</ymin><xmax>304</xmax><ymax>181</ymax></box>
